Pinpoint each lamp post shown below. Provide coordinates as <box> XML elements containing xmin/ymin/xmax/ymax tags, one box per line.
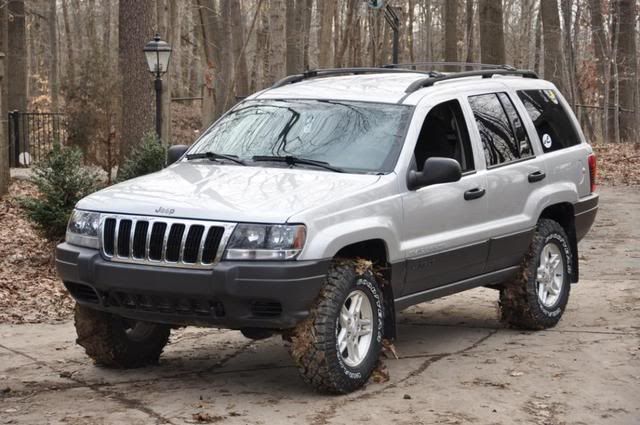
<box><xmin>143</xmin><ymin>34</ymin><xmax>172</xmax><ymax>142</ymax></box>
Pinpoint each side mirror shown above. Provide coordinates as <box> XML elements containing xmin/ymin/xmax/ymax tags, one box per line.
<box><xmin>167</xmin><ymin>145</ymin><xmax>189</xmax><ymax>166</ymax></box>
<box><xmin>407</xmin><ymin>157</ymin><xmax>462</xmax><ymax>190</ymax></box>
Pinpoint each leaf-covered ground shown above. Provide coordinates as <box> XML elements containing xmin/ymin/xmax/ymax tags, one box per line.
<box><xmin>0</xmin><ymin>142</ymin><xmax>637</xmax><ymax>324</ymax></box>
<box><xmin>0</xmin><ymin>180</ymin><xmax>74</xmax><ymax>324</ymax></box>
<box><xmin>593</xmin><ymin>142</ymin><xmax>640</xmax><ymax>186</ymax></box>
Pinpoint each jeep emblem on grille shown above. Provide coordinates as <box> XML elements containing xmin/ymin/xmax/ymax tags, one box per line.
<box><xmin>155</xmin><ymin>207</ymin><xmax>175</xmax><ymax>215</ymax></box>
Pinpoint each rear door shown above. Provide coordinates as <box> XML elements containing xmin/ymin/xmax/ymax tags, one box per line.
<box><xmin>400</xmin><ymin>97</ymin><xmax>489</xmax><ymax>296</ymax></box>
<box><xmin>466</xmin><ymin>91</ymin><xmax>545</xmax><ymax>272</ymax></box>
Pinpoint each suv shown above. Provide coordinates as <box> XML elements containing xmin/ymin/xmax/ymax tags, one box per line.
<box><xmin>57</xmin><ymin>67</ymin><xmax>598</xmax><ymax>394</ymax></box>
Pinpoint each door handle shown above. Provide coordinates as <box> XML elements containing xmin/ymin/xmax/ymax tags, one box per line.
<box><xmin>464</xmin><ymin>187</ymin><xmax>486</xmax><ymax>201</ymax></box>
<box><xmin>528</xmin><ymin>170</ymin><xmax>546</xmax><ymax>183</ymax></box>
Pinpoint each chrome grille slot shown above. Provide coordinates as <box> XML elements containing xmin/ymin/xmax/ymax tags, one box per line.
<box><xmin>103</xmin><ymin>218</ymin><xmax>116</xmax><ymax>255</ymax></box>
<box><xmin>100</xmin><ymin>214</ymin><xmax>235</xmax><ymax>269</ymax></box>
<box><xmin>132</xmin><ymin>221</ymin><xmax>149</xmax><ymax>258</ymax></box>
<box><xmin>117</xmin><ymin>219</ymin><xmax>132</xmax><ymax>257</ymax></box>
<box><xmin>202</xmin><ymin>227</ymin><xmax>225</xmax><ymax>264</ymax></box>
<box><xmin>165</xmin><ymin>224</ymin><xmax>186</xmax><ymax>262</ymax></box>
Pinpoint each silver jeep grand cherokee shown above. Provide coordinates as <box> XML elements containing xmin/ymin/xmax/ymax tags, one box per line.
<box><xmin>57</xmin><ymin>67</ymin><xmax>598</xmax><ymax>393</ymax></box>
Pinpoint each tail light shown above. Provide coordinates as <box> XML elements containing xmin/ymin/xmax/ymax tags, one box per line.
<box><xmin>588</xmin><ymin>154</ymin><xmax>597</xmax><ymax>193</ymax></box>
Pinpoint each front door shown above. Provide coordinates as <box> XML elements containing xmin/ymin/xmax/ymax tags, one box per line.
<box><xmin>400</xmin><ymin>98</ymin><xmax>489</xmax><ymax>296</ymax></box>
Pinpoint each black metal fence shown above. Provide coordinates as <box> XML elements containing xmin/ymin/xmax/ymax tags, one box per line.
<box><xmin>8</xmin><ymin>111</ymin><xmax>67</xmax><ymax>167</ymax></box>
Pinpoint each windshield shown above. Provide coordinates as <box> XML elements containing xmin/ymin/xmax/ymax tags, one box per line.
<box><xmin>188</xmin><ymin>99</ymin><xmax>412</xmax><ymax>173</ymax></box>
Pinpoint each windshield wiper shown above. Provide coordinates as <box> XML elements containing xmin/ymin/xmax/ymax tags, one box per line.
<box><xmin>252</xmin><ymin>155</ymin><xmax>344</xmax><ymax>173</ymax></box>
<box><xmin>186</xmin><ymin>151</ymin><xmax>246</xmax><ymax>165</ymax></box>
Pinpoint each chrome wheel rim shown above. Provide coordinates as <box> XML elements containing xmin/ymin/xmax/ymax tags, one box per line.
<box><xmin>536</xmin><ymin>242</ymin><xmax>565</xmax><ymax>308</ymax></box>
<box><xmin>337</xmin><ymin>289</ymin><xmax>373</xmax><ymax>368</ymax></box>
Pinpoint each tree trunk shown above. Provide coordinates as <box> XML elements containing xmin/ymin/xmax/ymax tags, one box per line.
<box><xmin>614</xmin><ymin>0</ymin><xmax>637</xmax><ymax>143</ymax></box>
<box><xmin>478</xmin><ymin>0</ymin><xmax>505</xmax><ymax>65</ymax></box>
<box><xmin>465</xmin><ymin>0</ymin><xmax>474</xmax><ymax>65</ymax></box>
<box><xmin>0</xmin><ymin>51</ymin><xmax>7</xmax><ymax>196</ymax></box>
<box><xmin>118</xmin><ymin>0</ymin><xmax>155</xmax><ymax>161</ymax></box>
<box><xmin>230</xmin><ymin>0</ymin><xmax>249</xmax><ymax>97</ymax></box>
<box><xmin>7</xmin><ymin>0</ymin><xmax>27</xmax><ymax>112</ymax></box>
<box><xmin>560</xmin><ymin>0</ymin><xmax>576</xmax><ymax>106</ymax></box>
<box><xmin>156</xmin><ymin>0</ymin><xmax>172</xmax><ymax>145</ymax></box>
<box><xmin>318</xmin><ymin>0</ymin><xmax>335</xmax><ymax>68</ymax></box>
<box><xmin>302</xmin><ymin>0</ymin><xmax>313</xmax><ymax>69</ymax></box>
<box><xmin>286</xmin><ymin>0</ymin><xmax>304</xmax><ymax>74</ymax></box>
<box><xmin>444</xmin><ymin>0</ymin><xmax>458</xmax><ymax>69</ymax></box>
<box><xmin>269</xmin><ymin>0</ymin><xmax>286</xmax><ymax>80</ymax></box>
<box><xmin>61</xmin><ymin>0</ymin><xmax>75</xmax><ymax>83</ymax></box>
<box><xmin>48</xmin><ymin>0</ymin><xmax>59</xmax><ymax>114</ymax></box>
<box><xmin>540</xmin><ymin>0</ymin><xmax>564</xmax><ymax>92</ymax></box>
<box><xmin>258</xmin><ymin>1</ymin><xmax>271</xmax><ymax>87</ymax></box>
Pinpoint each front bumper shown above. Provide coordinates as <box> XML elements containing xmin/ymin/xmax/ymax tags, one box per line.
<box><xmin>56</xmin><ymin>242</ymin><xmax>329</xmax><ymax>329</ymax></box>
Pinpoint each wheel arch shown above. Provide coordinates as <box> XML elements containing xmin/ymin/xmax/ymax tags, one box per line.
<box><xmin>335</xmin><ymin>239</ymin><xmax>398</xmax><ymax>341</ymax></box>
<box><xmin>539</xmin><ymin>202</ymin><xmax>579</xmax><ymax>282</ymax></box>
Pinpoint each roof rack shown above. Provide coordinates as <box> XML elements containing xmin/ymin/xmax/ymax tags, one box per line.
<box><xmin>271</xmin><ymin>67</ymin><xmax>441</xmax><ymax>89</ymax></box>
<box><xmin>383</xmin><ymin>62</ymin><xmax>516</xmax><ymax>71</ymax></box>
<box><xmin>404</xmin><ymin>69</ymin><xmax>538</xmax><ymax>93</ymax></box>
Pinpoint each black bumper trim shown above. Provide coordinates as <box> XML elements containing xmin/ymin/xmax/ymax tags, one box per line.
<box><xmin>56</xmin><ymin>242</ymin><xmax>330</xmax><ymax>330</ymax></box>
<box><xmin>574</xmin><ymin>194</ymin><xmax>599</xmax><ymax>242</ymax></box>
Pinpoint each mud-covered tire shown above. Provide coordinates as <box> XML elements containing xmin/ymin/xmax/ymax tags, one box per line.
<box><xmin>500</xmin><ymin>219</ymin><xmax>572</xmax><ymax>330</ymax></box>
<box><xmin>74</xmin><ymin>304</ymin><xmax>171</xmax><ymax>368</ymax></box>
<box><xmin>289</xmin><ymin>260</ymin><xmax>384</xmax><ymax>394</ymax></box>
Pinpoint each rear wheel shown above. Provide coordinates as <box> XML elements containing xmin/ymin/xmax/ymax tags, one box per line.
<box><xmin>289</xmin><ymin>260</ymin><xmax>384</xmax><ymax>393</ymax></box>
<box><xmin>500</xmin><ymin>219</ymin><xmax>572</xmax><ymax>330</ymax></box>
<box><xmin>74</xmin><ymin>304</ymin><xmax>171</xmax><ymax>368</ymax></box>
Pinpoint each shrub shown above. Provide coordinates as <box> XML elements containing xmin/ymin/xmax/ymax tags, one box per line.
<box><xmin>21</xmin><ymin>144</ymin><xmax>99</xmax><ymax>241</ymax></box>
<box><xmin>116</xmin><ymin>133</ymin><xmax>167</xmax><ymax>183</ymax></box>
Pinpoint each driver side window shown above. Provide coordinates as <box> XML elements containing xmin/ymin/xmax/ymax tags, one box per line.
<box><xmin>414</xmin><ymin>100</ymin><xmax>475</xmax><ymax>173</ymax></box>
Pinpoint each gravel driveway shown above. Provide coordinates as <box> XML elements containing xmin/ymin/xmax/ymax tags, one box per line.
<box><xmin>1</xmin><ymin>186</ymin><xmax>638</xmax><ymax>425</ymax></box>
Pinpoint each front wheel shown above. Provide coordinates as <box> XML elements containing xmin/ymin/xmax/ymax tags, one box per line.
<box><xmin>74</xmin><ymin>304</ymin><xmax>171</xmax><ymax>368</ymax></box>
<box><xmin>289</xmin><ymin>260</ymin><xmax>384</xmax><ymax>394</ymax></box>
<box><xmin>500</xmin><ymin>219</ymin><xmax>572</xmax><ymax>330</ymax></box>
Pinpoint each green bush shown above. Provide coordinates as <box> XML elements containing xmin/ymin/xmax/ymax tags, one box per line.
<box><xmin>21</xmin><ymin>144</ymin><xmax>99</xmax><ymax>241</ymax></box>
<box><xmin>116</xmin><ymin>133</ymin><xmax>167</xmax><ymax>183</ymax></box>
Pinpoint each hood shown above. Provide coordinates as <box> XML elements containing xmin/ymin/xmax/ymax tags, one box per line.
<box><xmin>76</xmin><ymin>162</ymin><xmax>382</xmax><ymax>223</ymax></box>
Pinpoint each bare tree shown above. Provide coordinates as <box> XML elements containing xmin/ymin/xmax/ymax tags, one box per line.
<box><xmin>540</xmin><ymin>0</ymin><xmax>564</xmax><ymax>91</ymax></box>
<box><xmin>230</xmin><ymin>0</ymin><xmax>249</xmax><ymax>97</ymax></box>
<box><xmin>479</xmin><ymin>0</ymin><xmax>505</xmax><ymax>65</ymax></box>
<box><xmin>48</xmin><ymin>0</ymin><xmax>59</xmax><ymax>114</ymax></box>
<box><xmin>269</xmin><ymin>0</ymin><xmax>286</xmax><ymax>80</ymax></box>
<box><xmin>465</xmin><ymin>0</ymin><xmax>475</xmax><ymax>64</ymax></box>
<box><xmin>7</xmin><ymin>0</ymin><xmax>27</xmax><ymax>112</ymax></box>
<box><xmin>118</xmin><ymin>0</ymin><xmax>155</xmax><ymax>160</ymax></box>
<box><xmin>318</xmin><ymin>0</ymin><xmax>335</xmax><ymax>68</ymax></box>
<box><xmin>444</xmin><ymin>0</ymin><xmax>458</xmax><ymax>68</ymax></box>
<box><xmin>615</xmin><ymin>0</ymin><xmax>637</xmax><ymax>143</ymax></box>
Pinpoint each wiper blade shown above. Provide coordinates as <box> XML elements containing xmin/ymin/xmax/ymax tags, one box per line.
<box><xmin>252</xmin><ymin>155</ymin><xmax>344</xmax><ymax>173</ymax></box>
<box><xmin>185</xmin><ymin>151</ymin><xmax>246</xmax><ymax>165</ymax></box>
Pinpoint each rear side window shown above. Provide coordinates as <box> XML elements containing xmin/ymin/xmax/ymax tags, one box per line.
<box><xmin>468</xmin><ymin>93</ymin><xmax>533</xmax><ymax>167</ymax></box>
<box><xmin>517</xmin><ymin>89</ymin><xmax>581</xmax><ymax>152</ymax></box>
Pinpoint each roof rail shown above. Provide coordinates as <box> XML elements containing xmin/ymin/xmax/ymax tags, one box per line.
<box><xmin>404</xmin><ymin>69</ymin><xmax>538</xmax><ymax>93</ymax></box>
<box><xmin>271</xmin><ymin>67</ymin><xmax>440</xmax><ymax>89</ymax></box>
<box><xmin>383</xmin><ymin>62</ymin><xmax>516</xmax><ymax>71</ymax></box>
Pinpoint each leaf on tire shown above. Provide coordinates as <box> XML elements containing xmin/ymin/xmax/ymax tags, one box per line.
<box><xmin>382</xmin><ymin>339</ymin><xmax>399</xmax><ymax>359</ymax></box>
<box><xmin>371</xmin><ymin>360</ymin><xmax>390</xmax><ymax>383</ymax></box>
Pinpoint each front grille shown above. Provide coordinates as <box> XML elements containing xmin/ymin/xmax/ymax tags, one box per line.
<box><xmin>100</xmin><ymin>215</ymin><xmax>235</xmax><ymax>269</ymax></box>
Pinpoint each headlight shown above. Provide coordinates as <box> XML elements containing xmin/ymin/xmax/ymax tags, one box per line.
<box><xmin>224</xmin><ymin>224</ymin><xmax>306</xmax><ymax>260</ymax></box>
<box><xmin>66</xmin><ymin>210</ymin><xmax>100</xmax><ymax>249</ymax></box>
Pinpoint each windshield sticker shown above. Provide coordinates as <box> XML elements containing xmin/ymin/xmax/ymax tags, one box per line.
<box><xmin>544</xmin><ymin>90</ymin><xmax>559</xmax><ymax>104</ymax></box>
<box><xmin>542</xmin><ymin>133</ymin><xmax>553</xmax><ymax>149</ymax></box>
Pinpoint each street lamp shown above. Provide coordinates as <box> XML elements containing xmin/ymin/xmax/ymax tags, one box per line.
<box><xmin>143</xmin><ymin>34</ymin><xmax>172</xmax><ymax>142</ymax></box>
